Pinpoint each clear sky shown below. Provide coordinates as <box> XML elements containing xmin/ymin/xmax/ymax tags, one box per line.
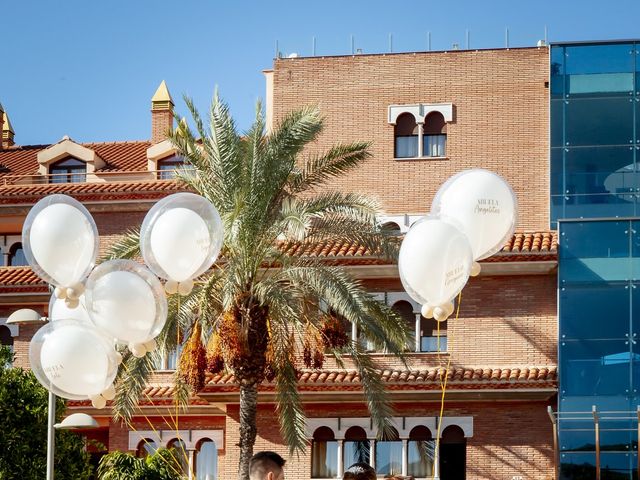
<box><xmin>1</xmin><ymin>0</ymin><xmax>639</xmax><ymax>146</ymax></box>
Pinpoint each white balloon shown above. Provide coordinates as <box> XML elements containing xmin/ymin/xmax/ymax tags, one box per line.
<box><xmin>29</xmin><ymin>320</ymin><xmax>117</xmax><ymax>399</ymax></box>
<box><xmin>140</xmin><ymin>193</ymin><xmax>224</xmax><ymax>283</ymax></box>
<box><xmin>49</xmin><ymin>293</ymin><xmax>91</xmax><ymax>323</ymax></box>
<box><xmin>399</xmin><ymin>217</ymin><xmax>473</xmax><ymax>307</ymax></box>
<box><xmin>22</xmin><ymin>195</ymin><xmax>99</xmax><ymax>288</ymax></box>
<box><xmin>431</xmin><ymin>169</ymin><xmax>517</xmax><ymax>261</ymax></box>
<box><xmin>85</xmin><ymin>260</ymin><xmax>167</xmax><ymax>345</ymax></box>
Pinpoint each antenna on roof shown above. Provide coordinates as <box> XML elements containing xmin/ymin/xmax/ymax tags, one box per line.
<box><xmin>312</xmin><ymin>36</ymin><xmax>316</xmax><ymax>56</ymax></box>
<box><xmin>427</xmin><ymin>32</ymin><xmax>432</xmax><ymax>51</ymax></box>
<box><xmin>466</xmin><ymin>29</ymin><xmax>470</xmax><ymax>49</ymax></box>
<box><xmin>389</xmin><ymin>33</ymin><xmax>393</xmax><ymax>53</ymax></box>
<box><xmin>350</xmin><ymin>34</ymin><xmax>355</xmax><ymax>55</ymax></box>
<box><xmin>544</xmin><ymin>25</ymin><xmax>548</xmax><ymax>44</ymax></box>
<box><xmin>505</xmin><ymin>27</ymin><xmax>510</xmax><ymax>49</ymax></box>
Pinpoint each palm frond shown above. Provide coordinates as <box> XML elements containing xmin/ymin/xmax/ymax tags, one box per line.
<box><xmin>287</xmin><ymin>142</ymin><xmax>371</xmax><ymax>193</ymax></box>
<box><xmin>112</xmin><ymin>351</ymin><xmax>157</xmax><ymax>423</ymax></box>
<box><xmin>102</xmin><ymin>229</ymin><xmax>141</xmax><ymax>261</ymax></box>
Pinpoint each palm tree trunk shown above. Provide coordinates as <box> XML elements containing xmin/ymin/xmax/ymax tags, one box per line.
<box><xmin>238</xmin><ymin>382</ymin><xmax>259</xmax><ymax>480</ymax></box>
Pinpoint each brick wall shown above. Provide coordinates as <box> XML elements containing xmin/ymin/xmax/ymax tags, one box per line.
<box><xmin>219</xmin><ymin>400</ymin><xmax>554</xmax><ymax>480</ymax></box>
<box><xmin>271</xmin><ymin>47</ymin><xmax>550</xmax><ymax>231</ymax></box>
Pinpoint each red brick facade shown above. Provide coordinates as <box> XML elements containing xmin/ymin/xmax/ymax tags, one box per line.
<box><xmin>0</xmin><ymin>47</ymin><xmax>556</xmax><ymax>479</ymax></box>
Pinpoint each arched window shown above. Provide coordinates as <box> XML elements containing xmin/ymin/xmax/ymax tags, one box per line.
<box><xmin>195</xmin><ymin>438</ymin><xmax>218</xmax><ymax>480</ymax></box>
<box><xmin>8</xmin><ymin>243</ymin><xmax>27</xmax><ymax>267</ymax></box>
<box><xmin>136</xmin><ymin>439</ymin><xmax>158</xmax><ymax>458</ymax></box>
<box><xmin>157</xmin><ymin>155</ymin><xmax>194</xmax><ymax>180</ymax></box>
<box><xmin>408</xmin><ymin>426</ymin><xmax>434</xmax><ymax>478</ymax></box>
<box><xmin>391</xmin><ymin>301</ymin><xmax>416</xmax><ymax>351</ymax></box>
<box><xmin>423</xmin><ymin>112</ymin><xmax>447</xmax><ymax>157</ymax></box>
<box><xmin>50</xmin><ymin>157</ymin><xmax>86</xmax><ymax>183</ymax></box>
<box><xmin>394</xmin><ymin>113</ymin><xmax>419</xmax><ymax>158</ymax></box>
<box><xmin>420</xmin><ymin>314</ymin><xmax>447</xmax><ymax>352</ymax></box>
<box><xmin>0</xmin><ymin>326</ymin><xmax>13</xmax><ymax>358</ymax></box>
<box><xmin>375</xmin><ymin>426</ymin><xmax>402</xmax><ymax>476</ymax></box>
<box><xmin>380</xmin><ymin>222</ymin><xmax>401</xmax><ymax>235</ymax></box>
<box><xmin>343</xmin><ymin>426</ymin><xmax>370</xmax><ymax>467</ymax></box>
<box><xmin>440</xmin><ymin>425</ymin><xmax>466</xmax><ymax>480</ymax></box>
<box><xmin>311</xmin><ymin>426</ymin><xmax>338</xmax><ymax>478</ymax></box>
<box><xmin>167</xmin><ymin>438</ymin><xmax>189</xmax><ymax>475</ymax></box>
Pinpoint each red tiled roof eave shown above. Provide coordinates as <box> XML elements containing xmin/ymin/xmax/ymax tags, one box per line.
<box><xmin>201</xmin><ymin>366</ymin><xmax>558</xmax><ymax>394</ymax></box>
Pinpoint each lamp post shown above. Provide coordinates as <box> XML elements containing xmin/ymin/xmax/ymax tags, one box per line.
<box><xmin>6</xmin><ymin>309</ymin><xmax>56</xmax><ymax>479</ymax></box>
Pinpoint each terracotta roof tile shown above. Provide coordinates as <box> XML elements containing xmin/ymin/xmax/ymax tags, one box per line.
<box><xmin>0</xmin><ymin>141</ymin><xmax>151</xmax><ymax>178</ymax></box>
<box><xmin>0</xmin><ymin>179</ymin><xmax>186</xmax><ymax>204</ymax></box>
<box><xmin>203</xmin><ymin>366</ymin><xmax>557</xmax><ymax>392</ymax></box>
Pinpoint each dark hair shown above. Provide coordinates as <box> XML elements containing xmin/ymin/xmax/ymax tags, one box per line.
<box><xmin>249</xmin><ymin>451</ymin><xmax>286</xmax><ymax>478</ymax></box>
<box><xmin>343</xmin><ymin>462</ymin><xmax>376</xmax><ymax>480</ymax></box>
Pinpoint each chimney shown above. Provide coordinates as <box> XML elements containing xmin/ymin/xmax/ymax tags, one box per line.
<box><xmin>0</xmin><ymin>103</ymin><xmax>4</xmax><ymax>150</ymax></box>
<box><xmin>151</xmin><ymin>80</ymin><xmax>174</xmax><ymax>144</ymax></box>
<box><xmin>2</xmin><ymin>109</ymin><xmax>15</xmax><ymax>148</ymax></box>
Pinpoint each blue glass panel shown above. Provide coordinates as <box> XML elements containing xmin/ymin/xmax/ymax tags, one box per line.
<box><xmin>560</xmin><ymin>221</ymin><xmax>631</xmax><ymax>283</ymax></box>
<box><xmin>375</xmin><ymin>441</ymin><xmax>403</xmax><ymax>475</ymax></box>
<box><xmin>560</xmin><ymin>452</ymin><xmax>597</xmax><ymax>480</ymax></box>
<box><xmin>601</xmin><ymin>452</ymin><xmax>634</xmax><ymax>479</ymax></box>
<box><xmin>423</xmin><ymin>135</ymin><xmax>446</xmax><ymax>157</ymax></box>
<box><xmin>560</xmin><ymin>283</ymin><xmax>629</xmax><ymax>340</ymax></box>
<box><xmin>601</xmin><ymin>421</ymin><xmax>635</xmax><ymax>451</ymax></box>
<box><xmin>560</xmin><ymin>339</ymin><xmax>631</xmax><ymax>396</ymax></box>
<box><xmin>552</xmin><ymin>148</ymin><xmax>564</xmax><ymax>195</ymax></box>
<box><xmin>560</xmin><ymin>396</ymin><xmax>632</xmax><ymax>416</ymax></box>
<box><xmin>343</xmin><ymin>441</ymin><xmax>370</xmax><ymax>466</ymax></box>
<box><xmin>421</xmin><ymin>336</ymin><xmax>447</xmax><ymax>352</ymax></box>
<box><xmin>562</xmin><ymin>194</ymin><xmax>636</xmax><ymax>221</ymax></box>
<box><xmin>311</xmin><ymin>441</ymin><xmax>338</xmax><ymax>478</ymax></box>
<box><xmin>565</xmin><ymin>44</ymin><xmax>634</xmax><ymax>97</ymax></box>
<box><xmin>551</xmin><ymin>46</ymin><xmax>565</xmax><ymax>99</ymax></box>
<box><xmin>395</xmin><ymin>136</ymin><xmax>418</xmax><ymax>158</ymax></box>
<box><xmin>565</xmin><ymin>98</ymin><xmax>634</xmax><ymax>147</ymax></box>
<box><xmin>552</xmin><ymin>101</ymin><xmax>565</xmax><ymax>148</ymax></box>
<box><xmin>565</xmin><ymin>147</ymin><xmax>636</xmax><ymax>196</ymax></box>
<box><xmin>196</xmin><ymin>441</ymin><xmax>218</xmax><ymax>480</ymax></box>
<box><xmin>407</xmin><ymin>440</ymin><xmax>434</xmax><ymax>477</ymax></box>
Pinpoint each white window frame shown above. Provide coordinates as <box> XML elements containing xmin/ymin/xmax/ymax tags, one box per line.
<box><xmin>306</xmin><ymin>416</ymin><xmax>472</xmax><ymax>479</ymax></box>
<box><xmin>388</xmin><ymin>103</ymin><xmax>453</xmax><ymax>160</ymax></box>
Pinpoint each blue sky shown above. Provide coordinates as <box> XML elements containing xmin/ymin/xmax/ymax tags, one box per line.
<box><xmin>2</xmin><ymin>0</ymin><xmax>640</xmax><ymax>145</ymax></box>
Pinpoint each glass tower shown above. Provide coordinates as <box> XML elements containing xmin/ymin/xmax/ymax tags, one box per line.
<box><xmin>553</xmin><ymin>41</ymin><xmax>640</xmax><ymax>480</ymax></box>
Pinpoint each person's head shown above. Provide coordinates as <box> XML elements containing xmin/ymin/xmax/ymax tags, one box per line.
<box><xmin>343</xmin><ymin>462</ymin><xmax>376</xmax><ymax>480</ymax></box>
<box><xmin>249</xmin><ymin>451</ymin><xmax>286</xmax><ymax>480</ymax></box>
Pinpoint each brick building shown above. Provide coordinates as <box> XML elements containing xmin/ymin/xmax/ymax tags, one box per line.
<box><xmin>0</xmin><ymin>44</ymin><xmax>563</xmax><ymax>480</ymax></box>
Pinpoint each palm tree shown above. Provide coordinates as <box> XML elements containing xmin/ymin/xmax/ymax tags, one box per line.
<box><xmin>98</xmin><ymin>448</ymin><xmax>184</xmax><ymax>480</ymax></box>
<box><xmin>108</xmin><ymin>95</ymin><xmax>410</xmax><ymax>480</ymax></box>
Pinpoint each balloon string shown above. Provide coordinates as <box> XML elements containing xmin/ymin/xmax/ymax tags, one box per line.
<box><xmin>434</xmin><ymin>292</ymin><xmax>461</xmax><ymax>479</ymax></box>
<box><xmin>120</xmin><ymin>362</ymin><xmax>185</xmax><ymax>477</ymax></box>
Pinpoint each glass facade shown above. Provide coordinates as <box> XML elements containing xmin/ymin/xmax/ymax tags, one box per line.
<box><xmin>553</xmin><ymin>42</ymin><xmax>640</xmax><ymax>479</ymax></box>
<box><xmin>550</xmin><ymin>42</ymin><xmax>640</xmax><ymax>226</ymax></box>
<box><xmin>558</xmin><ymin>219</ymin><xmax>640</xmax><ymax>479</ymax></box>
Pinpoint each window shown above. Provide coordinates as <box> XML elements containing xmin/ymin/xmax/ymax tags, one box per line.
<box><xmin>0</xmin><ymin>326</ymin><xmax>13</xmax><ymax>357</ymax></box>
<box><xmin>394</xmin><ymin>113</ymin><xmax>419</xmax><ymax>158</ymax></box>
<box><xmin>408</xmin><ymin>426</ymin><xmax>434</xmax><ymax>478</ymax></box>
<box><xmin>196</xmin><ymin>439</ymin><xmax>218</xmax><ymax>480</ymax></box>
<box><xmin>375</xmin><ymin>427</ymin><xmax>402</xmax><ymax>476</ymax></box>
<box><xmin>8</xmin><ymin>243</ymin><xmax>27</xmax><ymax>267</ymax></box>
<box><xmin>136</xmin><ymin>439</ymin><xmax>158</xmax><ymax>458</ymax></box>
<box><xmin>49</xmin><ymin>157</ymin><xmax>86</xmax><ymax>183</ymax></box>
<box><xmin>167</xmin><ymin>439</ymin><xmax>189</xmax><ymax>476</ymax></box>
<box><xmin>343</xmin><ymin>426</ymin><xmax>370</xmax><ymax>467</ymax></box>
<box><xmin>391</xmin><ymin>301</ymin><xmax>417</xmax><ymax>351</ymax></box>
<box><xmin>157</xmin><ymin>155</ymin><xmax>194</xmax><ymax>180</ymax></box>
<box><xmin>311</xmin><ymin>427</ymin><xmax>338</xmax><ymax>478</ymax></box>
<box><xmin>423</xmin><ymin>112</ymin><xmax>447</xmax><ymax>157</ymax></box>
<box><xmin>440</xmin><ymin>426</ymin><xmax>466</xmax><ymax>480</ymax></box>
<box><xmin>420</xmin><ymin>316</ymin><xmax>447</xmax><ymax>353</ymax></box>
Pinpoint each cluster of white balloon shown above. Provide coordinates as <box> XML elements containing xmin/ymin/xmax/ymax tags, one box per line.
<box><xmin>398</xmin><ymin>169</ymin><xmax>517</xmax><ymax>322</ymax></box>
<box><xmin>24</xmin><ymin>192</ymin><xmax>223</xmax><ymax>409</ymax></box>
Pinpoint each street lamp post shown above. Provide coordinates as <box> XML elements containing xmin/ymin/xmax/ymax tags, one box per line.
<box><xmin>6</xmin><ymin>309</ymin><xmax>96</xmax><ymax>479</ymax></box>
